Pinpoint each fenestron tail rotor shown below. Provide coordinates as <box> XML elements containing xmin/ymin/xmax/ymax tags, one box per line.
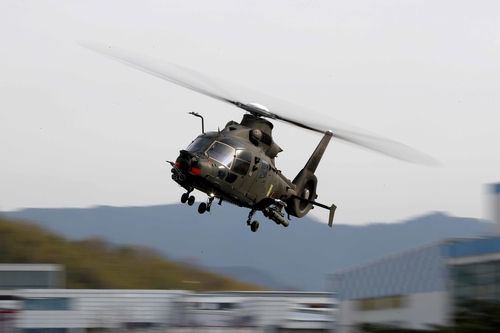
<box><xmin>78</xmin><ymin>41</ymin><xmax>439</xmax><ymax>166</ymax></box>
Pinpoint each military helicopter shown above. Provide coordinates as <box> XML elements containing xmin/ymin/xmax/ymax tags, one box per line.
<box><xmin>80</xmin><ymin>42</ymin><xmax>438</xmax><ymax>232</ymax></box>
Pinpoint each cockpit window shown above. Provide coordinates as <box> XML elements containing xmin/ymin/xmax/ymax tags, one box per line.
<box><xmin>236</xmin><ymin>150</ymin><xmax>252</xmax><ymax>162</ymax></box>
<box><xmin>186</xmin><ymin>136</ymin><xmax>213</xmax><ymax>153</ymax></box>
<box><xmin>208</xmin><ymin>142</ymin><xmax>235</xmax><ymax>168</ymax></box>
<box><xmin>233</xmin><ymin>150</ymin><xmax>252</xmax><ymax>175</ymax></box>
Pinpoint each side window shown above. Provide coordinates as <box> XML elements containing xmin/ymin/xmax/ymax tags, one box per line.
<box><xmin>232</xmin><ymin>150</ymin><xmax>252</xmax><ymax>175</ymax></box>
<box><xmin>217</xmin><ymin>166</ymin><xmax>228</xmax><ymax>180</ymax></box>
<box><xmin>24</xmin><ymin>297</ymin><xmax>71</xmax><ymax>310</ymax></box>
<box><xmin>259</xmin><ymin>160</ymin><xmax>269</xmax><ymax>178</ymax></box>
<box><xmin>225</xmin><ymin>173</ymin><xmax>238</xmax><ymax>183</ymax></box>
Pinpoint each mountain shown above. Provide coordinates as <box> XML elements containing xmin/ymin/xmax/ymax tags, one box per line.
<box><xmin>0</xmin><ymin>215</ymin><xmax>262</xmax><ymax>291</ymax></box>
<box><xmin>1</xmin><ymin>204</ymin><xmax>491</xmax><ymax>290</ymax></box>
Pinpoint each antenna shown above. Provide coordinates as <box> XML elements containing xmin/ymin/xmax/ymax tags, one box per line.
<box><xmin>188</xmin><ymin>112</ymin><xmax>204</xmax><ymax>134</ymax></box>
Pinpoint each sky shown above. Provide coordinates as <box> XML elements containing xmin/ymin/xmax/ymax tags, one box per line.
<box><xmin>1</xmin><ymin>1</ymin><xmax>499</xmax><ymax>225</ymax></box>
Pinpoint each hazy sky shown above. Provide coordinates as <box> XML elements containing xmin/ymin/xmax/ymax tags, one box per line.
<box><xmin>1</xmin><ymin>1</ymin><xmax>499</xmax><ymax>225</ymax></box>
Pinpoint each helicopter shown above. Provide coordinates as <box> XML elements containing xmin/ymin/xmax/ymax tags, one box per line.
<box><xmin>79</xmin><ymin>41</ymin><xmax>438</xmax><ymax>232</ymax></box>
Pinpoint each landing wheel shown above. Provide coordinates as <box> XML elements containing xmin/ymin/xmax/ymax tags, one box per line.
<box><xmin>188</xmin><ymin>195</ymin><xmax>195</xmax><ymax>206</ymax></box>
<box><xmin>198</xmin><ymin>202</ymin><xmax>207</xmax><ymax>214</ymax></box>
<box><xmin>180</xmin><ymin>193</ymin><xmax>188</xmax><ymax>204</ymax></box>
<box><xmin>250</xmin><ymin>220</ymin><xmax>260</xmax><ymax>232</ymax></box>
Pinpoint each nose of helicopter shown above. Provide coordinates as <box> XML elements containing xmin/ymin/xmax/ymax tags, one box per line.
<box><xmin>174</xmin><ymin>150</ymin><xmax>193</xmax><ymax>171</ymax></box>
<box><xmin>172</xmin><ymin>150</ymin><xmax>213</xmax><ymax>182</ymax></box>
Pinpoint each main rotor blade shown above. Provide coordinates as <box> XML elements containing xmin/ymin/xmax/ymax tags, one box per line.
<box><xmin>79</xmin><ymin>41</ymin><xmax>439</xmax><ymax>166</ymax></box>
<box><xmin>78</xmin><ymin>41</ymin><xmax>241</xmax><ymax>106</ymax></box>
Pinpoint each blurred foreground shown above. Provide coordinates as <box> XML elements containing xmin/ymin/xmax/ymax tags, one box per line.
<box><xmin>0</xmin><ymin>289</ymin><xmax>336</xmax><ymax>333</ymax></box>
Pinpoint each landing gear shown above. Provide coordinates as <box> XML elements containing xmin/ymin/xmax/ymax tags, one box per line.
<box><xmin>198</xmin><ymin>196</ymin><xmax>215</xmax><ymax>214</ymax></box>
<box><xmin>198</xmin><ymin>202</ymin><xmax>207</xmax><ymax>214</ymax></box>
<box><xmin>246</xmin><ymin>209</ymin><xmax>260</xmax><ymax>232</ymax></box>
<box><xmin>180</xmin><ymin>188</ymin><xmax>195</xmax><ymax>206</ymax></box>
<box><xmin>250</xmin><ymin>220</ymin><xmax>259</xmax><ymax>232</ymax></box>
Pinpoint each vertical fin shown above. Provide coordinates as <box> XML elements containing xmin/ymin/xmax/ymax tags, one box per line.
<box><xmin>328</xmin><ymin>204</ymin><xmax>337</xmax><ymax>227</ymax></box>
<box><xmin>303</xmin><ymin>131</ymin><xmax>333</xmax><ymax>173</ymax></box>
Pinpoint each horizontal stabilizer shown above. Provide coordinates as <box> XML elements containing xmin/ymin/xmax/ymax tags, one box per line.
<box><xmin>291</xmin><ymin>195</ymin><xmax>336</xmax><ymax>227</ymax></box>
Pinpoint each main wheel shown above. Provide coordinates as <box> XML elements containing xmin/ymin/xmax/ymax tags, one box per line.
<box><xmin>250</xmin><ymin>220</ymin><xmax>260</xmax><ymax>232</ymax></box>
<box><xmin>188</xmin><ymin>195</ymin><xmax>195</xmax><ymax>206</ymax></box>
<box><xmin>198</xmin><ymin>202</ymin><xmax>207</xmax><ymax>214</ymax></box>
<box><xmin>181</xmin><ymin>193</ymin><xmax>188</xmax><ymax>204</ymax></box>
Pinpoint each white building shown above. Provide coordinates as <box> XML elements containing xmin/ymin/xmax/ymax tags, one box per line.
<box><xmin>2</xmin><ymin>288</ymin><xmax>335</xmax><ymax>333</ymax></box>
<box><xmin>329</xmin><ymin>236</ymin><xmax>500</xmax><ymax>332</ymax></box>
<box><xmin>0</xmin><ymin>264</ymin><xmax>64</xmax><ymax>290</ymax></box>
<box><xmin>0</xmin><ymin>264</ymin><xmax>66</xmax><ymax>332</ymax></box>
<box><xmin>14</xmin><ymin>289</ymin><xmax>188</xmax><ymax>332</ymax></box>
<box><xmin>490</xmin><ymin>183</ymin><xmax>500</xmax><ymax>233</ymax></box>
<box><xmin>185</xmin><ymin>291</ymin><xmax>336</xmax><ymax>331</ymax></box>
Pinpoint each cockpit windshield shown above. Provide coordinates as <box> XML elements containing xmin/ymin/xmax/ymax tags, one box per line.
<box><xmin>207</xmin><ymin>142</ymin><xmax>235</xmax><ymax>168</ymax></box>
<box><xmin>186</xmin><ymin>136</ymin><xmax>213</xmax><ymax>153</ymax></box>
<box><xmin>187</xmin><ymin>136</ymin><xmax>249</xmax><ymax>172</ymax></box>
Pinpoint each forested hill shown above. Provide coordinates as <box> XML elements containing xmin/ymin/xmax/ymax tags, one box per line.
<box><xmin>0</xmin><ymin>215</ymin><xmax>263</xmax><ymax>291</ymax></box>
